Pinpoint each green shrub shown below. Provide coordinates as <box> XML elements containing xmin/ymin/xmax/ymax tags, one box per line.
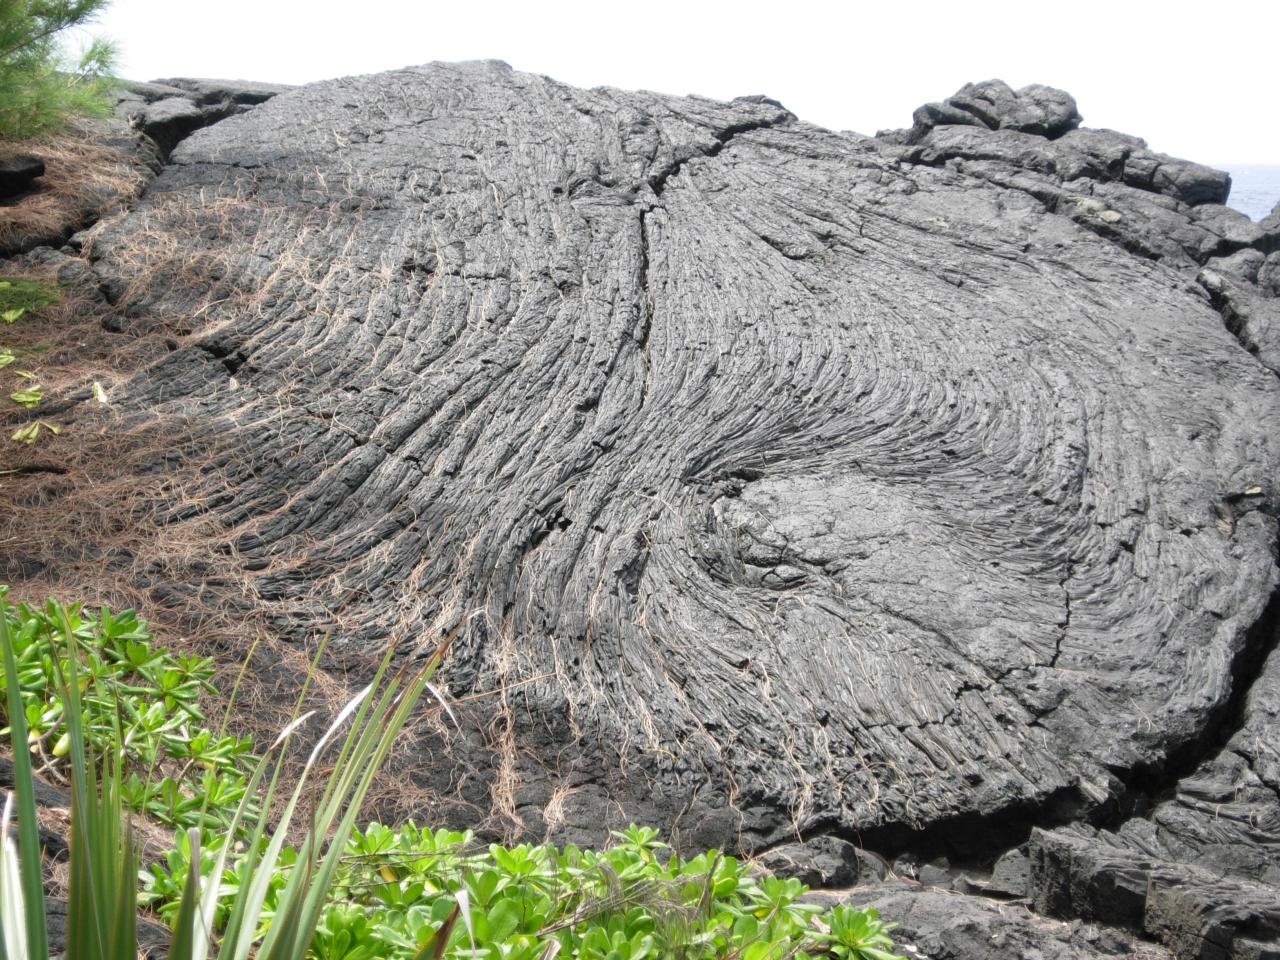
<box><xmin>1</xmin><ymin>590</ymin><xmax>905</xmax><ymax>960</ymax></box>
<box><xmin>0</xmin><ymin>591</ymin><xmax>257</xmax><ymax>835</ymax></box>
<box><xmin>145</xmin><ymin>820</ymin><xmax>906</xmax><ymax>960</ymax></box>
<box><xmin>0</xmin><ymin>0</ymin><xmax>117</xmax><ymax>140</ymax></box>
<box><xmin>2</xmin><ymin>589</ymin><xmax>451</xmax><ymax>960</ymax></box>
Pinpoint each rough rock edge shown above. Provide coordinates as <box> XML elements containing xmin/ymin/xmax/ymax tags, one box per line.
<box><xmin>863</xmin><ymin>82</ymin><xmax>1280</xmax><ymax>959</ymax></box>
<box><xmin>113</xmin><ymin>77</ymin><xmax>293</xmax><ymax>159</ymax></box>
<box><xmin>879</xmin><ymin>84</ymin><xmax>1279</xmax><ymax>378</ymax></box>
<box><xmin>809</xmin><ymin>882</ymin><xmax>1177</xmax><ymax>960</ymax></box>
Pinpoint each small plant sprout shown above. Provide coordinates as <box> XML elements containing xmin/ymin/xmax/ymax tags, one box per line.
<box><xmin>9</xmin><ymin>384</ymin><xmax>43</xmax><ymax>408</ymax></box>
<box><xmin>10</xmin><ymin>420</ymin><xmax>60</xmax><ymax>444</ymax></box>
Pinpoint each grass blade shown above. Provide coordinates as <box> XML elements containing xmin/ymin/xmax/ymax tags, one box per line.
<box><xmin>0</xmin><ymin>596</ymin><xmax>49</xmax><ymax>960</ymax></box>
<box><xmin>53</xmin><ymin>603</ymin><xmax>137</xmax><ymax>960</ymax></box>
<box><xmin>1</xmin><ymin>793</ymin><xmax>33</xmax><ymax>960</ymax></box>
<box><xmin>54</xmin><ymin>603</ymin><xmax>105</xmax><ymax>960</ymax></box>
<box><xmin>418</xmin><ymin>903</ymin><xmax>458</xmax><ymax>960</ymax></box>
<box><xmin>168</xmin><ymin>829</ymin><xmax>203</xmax><ymax>960</ymax></box>
<box><xmin>252</xmin><ymin>647</ymin><xmax>443</xmax><ymax>960</ymax></box>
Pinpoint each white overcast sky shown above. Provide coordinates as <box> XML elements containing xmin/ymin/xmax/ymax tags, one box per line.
<box><xmin>80</xmin><ymin>0</ymin><xmax>1278</xmax><ymax>164</ymax></box>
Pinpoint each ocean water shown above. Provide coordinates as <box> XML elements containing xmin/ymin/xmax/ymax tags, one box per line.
<box><xmin>1223</xmin><ymin>164</ymin><xmax>1280</xmax><ymax>221</ymax></box>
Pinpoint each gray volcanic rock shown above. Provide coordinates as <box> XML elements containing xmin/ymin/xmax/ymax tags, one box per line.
<box><xmin>1022</xmin><ymin>639</ymin><xmax>1280</xmax><ymax>957</ymax></box>
<box><xmin>64</xmin><ymin>63</ymin><xmax>1280</xmax><ymax>867</ymax></box>
<box><xmin>985</xmin><ymin>847</ymin><xmax>1031</xmax><ymax>899</ymax></box>
<box><xmin>1030</xmin><ymin>825</ymin><xmax>1280</xmax><ymax>959</ymax></box>
<box><xmin>755</xmin><ymin>835</ymin><xmax>862</xmax><ymax>887</ymax></box>
<box><xmin>896</xmin><ymin>79</ymin><xmax>1083</xmax><ymax>144</ymax></box>
<box><xmin>883</xmin><ymin>83</ymin><xmax>1270</xmax><ymax>373</ymax></box>
<box><xmin>810</xmin><ymin>883</ymin><xmax>1173</xmax><ymax>960</ymax></box>
<box><xmin>114</xmin><ymin>77</ymin><xmax>291</xmax><ymax>157</ymax></box>
<box><xmin>5</xmin><ymin>70</ymin><xmax>1277</xmax><ymax>960</ymax></box>
<box><xmin>152</xmin><ymin>77</ymin><xmax>292</xmax><ymax>106</ymax></box>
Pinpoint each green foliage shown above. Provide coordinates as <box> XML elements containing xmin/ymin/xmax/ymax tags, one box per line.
<box><xmin>1</xmin><ymin>589</ymin><xmax>451</xmax><ymax>960</ymax></box>
<box><xmin>148</xmin><ymin>819</ymin><xmax>905</xmax><ymax>960</ymax></box>
<box><xmin>1</xmin><ymin>592</ymin><xmax>139</xmax><ymax>960</ymax></box>
<box><xmin>9</xmin><ymin>418</ymin><xmax>59</xmax><ymax>443</ymax></box>
<box><xmin>8</xmin><ymin>382</ymin><xmax>42</xmax><ymax>407</ymax></box>
<box><xmin>0</xmin><ymin>278</ymin><xmax>61</xmax><ymax>323</ymax></box>
<box><xmin>1</xmin><ymin>590</ymin><xmax>905</xmax><ymax>960</ymax></box>
<box><xmin>0</xmin><ymin>590</ymin><xmax>50</xmax><ymax>960</ymax></box>
<box><xmin>0</xmin><ymin>592</ymin><xmax>257</xmax><ymax>834</ymax></box>
<box><xmin>812</xmin><ymin>905</ymin><xmax>902</xmax><ymax>960</ymax></box>
<box><xmin>0</xmin><ymin>0</ymin><xmax>117</xmax><ymax>139</ymax></box>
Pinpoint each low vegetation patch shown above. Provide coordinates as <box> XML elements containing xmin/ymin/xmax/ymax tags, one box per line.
<box><xmin>0</xmin><ymin>277</ymin><xmax>61</xmax><ymax>322</ymax></box>
<box><xmin>0</xmin><ymin>593</ymin><xmax>256</xmax><ymax>833</ymax></box>
<box><xmin>0</xmin><ymin>274</ymin><xmax>61</xmax><ymax>443</ymax></box>
<box><xmin>1</xmin><ymin>591</ymin><xmax>904</xmax><ymax>960</ymax></box>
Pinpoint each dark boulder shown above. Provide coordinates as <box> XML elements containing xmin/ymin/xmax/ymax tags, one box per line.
<box><xmin>985</xmin><ymin>846</ymin><xmax>1031</xmax><ymax>899</ymax></box>
<box><xmin>1261</xmin><ymin>252</ymin><xmax>1280</xmax><ymax>296</ymax></box>
<box><xmin>0</xmin><ymin>154</ymin><xmax>45</xmax><ymax>198</ymax></box>
<box><xmin>809</xmin><ymin>882</ymin><xmax>1171</xmax><ymax>960</ymax></box>
<box><xmin>1029</xmin><ymin>826</ymin><xmax>1280</xmax><ymax>959</ymax></box>
<box><xmin>889</xmin><ymin>81</ymin><xmax>1231</xmax><ymax>215</ymax></box>
<box><xmin>754</xmin><ymin>834</ymin><xmax>861</xmax><ymax>887</ymax></box>
<box><xmin>895</xmin><ymin>79</ymin><xmax>1081</xmax><ymax>144</ymax></box>
<box><xmin>1261</xmin><ymin>202</ymin><xmax>1280</xmax><ymax>242</ymax></box>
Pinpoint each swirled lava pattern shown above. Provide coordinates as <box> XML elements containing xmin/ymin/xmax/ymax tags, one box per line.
<box><xmin>82</xmin><ymin>63</ymin><xmax>1280</xmax><ymax>853</ymax></box>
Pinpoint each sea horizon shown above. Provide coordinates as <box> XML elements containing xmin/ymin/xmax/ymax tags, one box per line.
<box><xmin>1216</xmin><ymin>162</ymin><xmax>1280</xmax><ymax>221</ymax></box>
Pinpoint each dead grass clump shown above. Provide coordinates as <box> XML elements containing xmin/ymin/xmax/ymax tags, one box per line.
<box><xmin>76</xmin><ymin>188</ymin><xmax>286</xmax><ymax>337</ymax></box>
<box><xmin>0</xmin><ymin>413</ymin><xmax>344</xmax><ymax>775</ymax></box>
<box><xmin>0</xmin><ymin>409</ymin><xmax>454</xmax><ymax>834</ymax></box>
<box><xmin>1</xmin><ymin>284</ymin><xmax>172</xmax><ymax>386</ymax></box>
<box><xmin>0</xmin><ymin>122</ymin><xmax>150</xmax><ymax>253</ymax></box>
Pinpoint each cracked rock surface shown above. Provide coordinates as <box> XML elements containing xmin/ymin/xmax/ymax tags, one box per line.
<box><xmin>113</xmin><ymin>77</ymin><xmax>294</xmax><ymax>158</ymax></box>
<box><xmin>4</xmin><ymin>67</ymin><xmax>1280</xmax><ymax>958</ymax></box>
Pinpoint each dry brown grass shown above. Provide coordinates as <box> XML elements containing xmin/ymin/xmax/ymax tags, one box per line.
<box><xmin>77</xmin><ymin>188</ymin><xmax>272</xmax><ymax>330</ymax></box>
<box><xmin>0</xmin><ymin>267</ymin><xmax>169</xmax><ymax>408</ymax></box>
<box><xmin>0</xmin><ymin>123</ymin><xmax>150</xmax><ymax>253</ymax></box>
<box><xmin>0</xmin><ymin>403</ymin><xmax>458</xmax><ymax>833</ymax></box>
<box><xmin>0</xmin><ymin>155</ymin><xmax>488</xmax><ymax>836</ymax></box>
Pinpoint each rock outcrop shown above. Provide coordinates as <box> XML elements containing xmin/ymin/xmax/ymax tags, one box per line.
<box><xmin>2</xmin><ymin>66</ymin><xmax>1278</xmax><ymax>958</ymax></box>
<box><xmin>113</xmin><ymin>77</ymin><xmax>293</xmax><ymax>158</ymax></box>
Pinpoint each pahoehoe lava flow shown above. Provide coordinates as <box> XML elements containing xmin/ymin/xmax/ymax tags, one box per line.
<box><xmin>14</xmin><ymin>64</ymin><xmax>1280</xmax><ymax>877</ymax></box>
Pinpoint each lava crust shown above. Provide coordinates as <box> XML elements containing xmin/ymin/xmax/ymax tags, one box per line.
<box><xmin>25</xmin><ymin>64</ymin><xmax>1280</xmax><ymax>861</ymax></box>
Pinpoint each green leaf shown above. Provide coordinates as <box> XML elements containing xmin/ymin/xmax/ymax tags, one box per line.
<box><xmin>1</xmin><ymin>596</ymin><xmax>51</xmax><ymax>959</ymax></box>
<box><xmin>486</xmin><ymin>898</ymin><xmax>521</xmax><ymax>942</ymax></box>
